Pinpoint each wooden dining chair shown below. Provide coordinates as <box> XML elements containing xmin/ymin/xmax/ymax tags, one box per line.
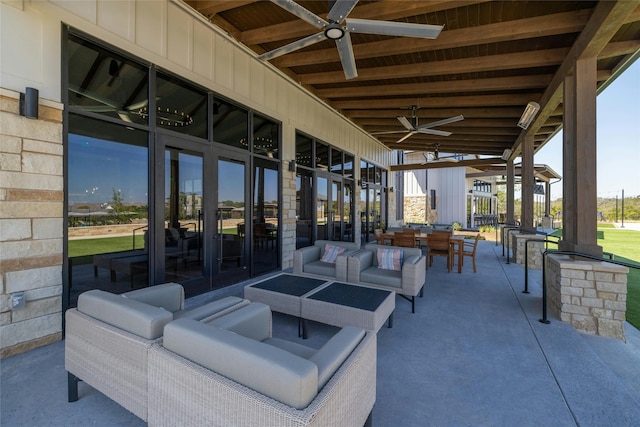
<box><xmin>461</xmin><ymin>234</ymin><xmax>480</xmax><ymax>273</ymax></box>
<box><xmin>393</xmin><ymin>231</ymin><xmax>419</xmax><ymax>248</ymax></box>
<box><xmin>426</xmin><ymin>231</ymin><xmax>452</xmax><ymax>271</ymax></box>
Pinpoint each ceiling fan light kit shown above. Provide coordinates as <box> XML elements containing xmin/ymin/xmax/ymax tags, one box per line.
<box><xmin>260</xmin><ymin>0</ymin><xmax>444</xmax><ymax>80</ymax></box>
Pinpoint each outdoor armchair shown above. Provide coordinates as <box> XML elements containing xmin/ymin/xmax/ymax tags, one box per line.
<box><xmin>462</xmin><ymin>234</ymin><xmax>481</xmax><ymax>273</ymax></box>
<box><xmin>347</xmin><ymin>244</ymin><xmax>425</xmax><ymax>313</ymax></box>
<box><xmin>65</xmin><ymin>283</ymin><xmax>248</xmax><ymax>421</ymax></box>
<box><xmin>148</xmin><ymin>303</ymin><xmax>376</xmax><ymax>426</ymax></box>
<box><xmin>293</xmin><ymin>239</ymin><xmax>361</xmax><ymax>280</ymax></box>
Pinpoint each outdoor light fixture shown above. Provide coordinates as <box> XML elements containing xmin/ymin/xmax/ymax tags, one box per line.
<box><xmin>517</xmin><ymin>101</ymin><xmax>540</xmax><ymax>129</ymax></box>
<box><xmin>324</xmin><ymin>22</ymin><xmax>345</xmax><ymax>40</ymax></box>
<box><xmin>501</xmin><ymin>148</ymin><xmax>513</xmax><ymax>161</ymax></box>
<box><xmin>19</xmin><ymin>87</ymin><xmax>39</xmax><ymax>119</ymax></box>
<box><xmin>288</xmin><ymin>160</ymin><xmax>296</xmax><ymax>172</ymax></box>
<box><xmin>358</xmin><ymin>179</ymin><xmax>367</xmax><ymax>189</ymax></box>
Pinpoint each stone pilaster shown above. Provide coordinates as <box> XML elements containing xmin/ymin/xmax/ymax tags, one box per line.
<box><xmin>546</xmin><ymin>254</ymin><xmax>628</xmax><ymax>341</ymax></box>
<box><xmin>511</xmin><ymin>232</ymin><xmax>546</xmax><ymax>270</ymax></box>
<box><xmin>1</xmin><ymin>89</ymin><xmax>64</xmax><ymax>358</ymax></box>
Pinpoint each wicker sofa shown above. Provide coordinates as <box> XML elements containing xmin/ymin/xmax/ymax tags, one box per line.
<box><xmin>148</xmin><ymin>302</ymin><xmax>376</xmax><ymax>427</ymax></box>
<box><xmin>293</xmin><ymin>239</ymin><xmax>361</xmax><ymax>280</ymax></box>
<box><xmin>347</xmin><ymin>244</ymin><xmax>426</xmax><ymax>313</ymax></box>
<box><xmin>65</xmin><ymin>283</ymin><xmax>249</xmax><ymax>421</ymax></box>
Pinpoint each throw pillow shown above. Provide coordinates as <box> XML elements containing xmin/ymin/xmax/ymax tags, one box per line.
<box><xmin>321</xmin><ymin>244</ymin><xmax>345</xmax><ymax>264</ymax></box>
<box><xmin>377</xmin><ymin>248</ymin><xmax>403</xmax><ymax>271</ymax></box>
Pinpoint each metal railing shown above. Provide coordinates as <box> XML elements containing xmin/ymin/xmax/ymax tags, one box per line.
<box><xmin>538</xmin><ymin>250</ymin><xmax>640</xmax><ymax>324</ymax></box>
<box><xmin>501</xmin><ymin>224</ymin><xmax>521</xmax><ymax>262</ymax></box>
<box><xmin>132</xmin><ymin>225</ymin><xmax>148</xmax><ymax>250</ymax></box>
<box><xmin>523</xmin><ymin>235</ymin><xmax>560</xmax><ymax>293</ymax></box>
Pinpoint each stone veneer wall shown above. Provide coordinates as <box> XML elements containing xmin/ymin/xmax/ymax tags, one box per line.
<box><xmin>281</xmin><ymin>166</ymin><xmax>297</xmax><ymax>269</ymax></box>
<box><xmin>0</xmin><ymin>90</ymin><xmax>64</xmax><ymax>358</ymax></box>
<box><xmin>546</xmin><ymin>254</ymin><xmax>628</xmax><ymax>341</ymax></box>
<box><xmin>511</xmin><ymin>232</ymin><xmax>546</xmax><ymax>270</ymax></box>
<box><xmin>404</xmin><ymin>195</ymin><xmax>436</xmax><ymax>224</ymax></box>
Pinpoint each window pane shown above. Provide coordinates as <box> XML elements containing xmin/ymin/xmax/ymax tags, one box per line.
<box><xmin>212</xmin><ymin>98</ymin><xmax>248</xmax><ymax>150</ymax></box>
<box><xmin>67</xmin><ymin>114</ymin><xmax>149</xmax><ymax>305</ymax></box>
<box><xmin>156</xmin><ymin>72</ymin><xmax>208</xmax><ymax>138</ymax></box>
<box><xmin>253</xmin><ymin>114</ymin><xmax>280</xmax><ymax>159</ymax></box>
<box><xmin>295</xmin><ymin>133</ymin><xmax>313</xmax><ymax>168</ymax></box>
<box><xmin>316</xmin><ymin>142</ymin><xmax>329</xmax><ymax>171</ymax></box>
<box><xmin>330</xmin><ymin>148</ymin><xmax>342</xmax><ymax>174</ymax></box>
<box><xmin>344</xmin><ymin>154</ymin><xmax>354</xmax><ymax>178</ymax></box>
<box><xmin>253</xmin><ymin>158</ymin><xmax>279</xmax><ymax>274</ymax></box>
<box><xmin>68</xmin><ymin>34</ymin><xmax>148</xmax><ymax>126</ymax></box>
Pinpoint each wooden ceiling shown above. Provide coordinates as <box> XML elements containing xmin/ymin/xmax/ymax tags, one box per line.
<box><xmin>184</xmin><ymin>1</ymin><xmax>640</xmax><ymax>158</ymax></box>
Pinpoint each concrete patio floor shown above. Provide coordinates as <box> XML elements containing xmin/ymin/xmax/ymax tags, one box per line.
<box><xmin>2</xmin><ymin>240</ymin><xmax>640</xmax><ymax>426</ymax></box>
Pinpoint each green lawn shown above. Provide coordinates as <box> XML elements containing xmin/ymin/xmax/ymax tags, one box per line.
<box><xmin>69</xmin><ymin>235</ymin><xmax>145</xmax><ymax>258</ymax></box>
<box><xmin>548</xmin><ymin>226</ymin><xmax>640</xmax><ymax>330</ymax></box>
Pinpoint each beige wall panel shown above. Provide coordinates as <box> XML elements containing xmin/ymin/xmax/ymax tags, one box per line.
<box><xmin>233</xmin><ymin>52</ymin><xmax>251</xmax><ymax>100</ymax></box>
<box><xmin>167</xmin><ymin>3</ymin><xmax>192</xmax><ymax>70</ymax></box>
<box><xmin>50</xmin><ymin>0</ymin><xmax>97</xmax><ymax>23</ymax></box>
<box><xmin>214</xmin><ymin>35</ymin><xmax>233</xmax><ymax>90</ymax></box>
<box><xmin>192</xmin><ymin>21</ymin><xmax>213</xmax><ymax>80</ymax></box>
<box><xmin>1</xmin><ymin>4</ymin><xmax>43</xmax><ymax>88</ymax></box>
<box><xmin>263</xmin><ymin>71</ymin><xmax>278</xmax><ymax>112</ymax></box>
<box><xmin>276</xmin><ymin>78</ymin><xmax>289</xmax><ymax>116</ymax></box>
<box><xmin>135</xmin><ymin>0</ymin><xmax>165</xmax><ymax>57</ymax></box>
<box><xmin>249</xmin><ymin>62</ymin><xmax>265</xmax><ymax>107</ymax></box>
<box><xmin>96</xmin><ymin>0</ymin><xmax>134</xmax><ymax>42</ymax></box>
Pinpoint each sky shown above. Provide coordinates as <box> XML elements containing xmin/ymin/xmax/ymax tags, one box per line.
<box><xmin>534</xmin><ymin>59</ymin><xmax>640</xmax><ymax>200</ymax></box>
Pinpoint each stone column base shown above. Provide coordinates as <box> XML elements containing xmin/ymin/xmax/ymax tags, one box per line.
<box><xmin>541</xmin><ymin>216</ymin><xmax>553</xmax><ymax>229</ymax></box>
<box><xmin>511</xmin><ymin>232</ymin><xmax>546</xmax><ymax>269</ymax></box>
<box><xmin>546</xmin><ymin>254</ymin><xmax>628</xmax><ymax>341</ymax></box>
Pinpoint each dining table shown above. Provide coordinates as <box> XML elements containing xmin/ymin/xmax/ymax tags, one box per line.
<box><xmin>377</xmin><ymin>231</ymin><xmax>465</xmax><ymax>273</ymax></box>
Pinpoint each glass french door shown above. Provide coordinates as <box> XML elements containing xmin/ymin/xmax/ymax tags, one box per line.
<box><xmin>317</xmin><ymin>175</ymin><xmax>353</xmax><ymax>242</ymax></box>
<box><xmin>213</xmin><ymin>153</ymin><xmax>250</xmax><ymax>287</ymax></box>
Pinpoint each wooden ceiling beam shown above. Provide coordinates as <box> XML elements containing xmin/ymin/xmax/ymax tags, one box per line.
<box><xmin>301</xmin><ymin>48</ymin><xmax>569</xmax><ymax>84</ymax></box>
<box><xmin>275</xmin><ymin>9</ymin><xmax>591</xmax><ymax>67</ymax></box>
<box><xmin>347</xmin><ymin>107</ymin><xmax>523</xmax><ymax>119</ymax></box>
<box><xmin>316</xmin><ymin>74</ymin><xmax>553</xmax><ymax>99</ymax></box>
<box><xmin>391</xmin><ymin>158</ymin><xmax>506</xmax><ymax>171</ymax></box>
<box><xmin>331</xmin><ymin>93</ymin><xmax>538</xmax><ymax>110</ymax></box>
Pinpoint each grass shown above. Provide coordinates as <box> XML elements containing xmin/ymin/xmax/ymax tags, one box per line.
<box><xmin>69</xmin><ymin>235</ymin><xmax>145</xmax><ymax>258</ymax></box>
<box><xmin>548</xmin><ymin>226</ymin><xmax>640</xmax><ymax>330</ymax></box>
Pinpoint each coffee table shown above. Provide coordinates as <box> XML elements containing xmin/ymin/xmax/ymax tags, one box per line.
<box><xmin>244</xmin><ymin>273</ymin><xmax>330</xmax><ymax>336</ymax></box>
<box><xmin>301</xmin><ymin>281</ymin><xmax>395</xmax><ymax>338</ymax></box>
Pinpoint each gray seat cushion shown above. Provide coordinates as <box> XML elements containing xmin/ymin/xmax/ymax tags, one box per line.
<box><xmin>303</xmin><ymin>260</ymin><xmax>338</xmax><ymax>277</ymax></box>
<box><xmin>174</xmin><ymin>296</ymin><xmax>245</xmax><ymax>322</ymax></box>
<box><xmin>163</xmin><ymin>318</ymin><xmax>318</xmax><ymax>410</ymax></box>
<box><xmin>360</xmin><ymin>268</ymin><xmax>403</xmax><ymax>288</ymax></box>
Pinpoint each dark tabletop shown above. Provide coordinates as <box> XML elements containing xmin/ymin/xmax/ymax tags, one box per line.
<box><xmin>247</xmin><ymin>274</ymin><xmax>328</xmax><ymax>296</ymax></box>
<box><xmin>307</xmin><ymin>282</ymin><xmax>391</xmax><ymax>311</ymax></box>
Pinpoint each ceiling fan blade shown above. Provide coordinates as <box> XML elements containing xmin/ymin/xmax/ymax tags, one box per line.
<box><xmin>335</xmin><ymin>33</ymin><xmax>357</xmax><ymax>79</ymax></box>
<box><xmin>269</xmin><ymin>0</ymin><xmax>328</xmax><ymax>29</ymax></box>
<box><xmin>327</xmin><ymin>0</ymin><xmax>358</xmax><ymax>24</ymax></box>
<box><xmin>417</xmin><ymin>128</ymin><xmax>452</xmax><ymax>137</ymax></box>
<box><xmin>259</xmin><ymin>32</ymin><xmax>327</xmax><ymax>61</ymax></box>
<box><xmin>397</xmin><ymin>116</ymin><xmax>415</xmax><ymax>131</ymax></box>
<box><xmin>370</xmin><ymin>130</ymin><xmax>409</xmax><ymax>135</ymax></box>
<box><xmin>346</xmin><ymin>18</ymin><xmax>443</xmax><ymax>39</ymax></box>
<box><xmin>417</xmin><ymin>114</ymin><xmax>464</xmax><ymax>129</ymax></box>
<box><xmin>396</xmin><ymin>131</ymin><xmax>416</xmax><ymax>143</ymax></box>
<box><xmin>117</xmin><ymin>111</ymin><xmax>134</xmax><ymax>123</ymax></box>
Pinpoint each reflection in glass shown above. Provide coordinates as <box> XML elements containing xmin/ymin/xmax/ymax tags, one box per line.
<box><xmin>344</xmin><ymin>153</ymin><xmax>354</xmax><ymax>178</ymax></box>
<box><xmin>212</xmin><ymin>98</ymin><xmax>248</xmax><ymax>150</ymax></box>
<box><xmin>316</xmin><ymin>142</ymin><xmax>329</xmax><ymax>171</ymax></box>
<box><xmin>317</xmin><ymin>177</ymin><xmax>329</xmax><ymax>239</ymax></box>
<box><xmin>164</xmin><ymin>149</ymin><xmax>204</xmax><ymax>283</ymax></box>
<box><xmin>296</xmin><ymin>133</ymin><xmax>314</xmax><ymax>168</ymax></box>
<box><xmin>343</xmin><ymin>183</ymin><xmax>353</xmax><ymax>241</ymax></box>
<box><xmin>330</xmin><ymin>148</ymin><xmax>342</xmax><ymax>174</ymax></box>
<box><xmin>253</xmin><ymin>115</ymin><xmax>279</xmax><ymax>159</ymax></box>
<box><xmin>218</xmin><ymin>159</ymin><xmax>246</xmax><ymax>273</ymax></box>
<box><xmin>67</xmin><ymin>114</ymin><xmax>148</xmax><ymax>306</ymax></box>
<box><xmin>67</xmin><ymin>34</ymin><xmax>149</xmax><ymax>126</ymax></box>
<box><xmin>156</xmin><ymin>73</ymin><xmax>208</xmax><ymax>138</ymax></box>
<box><xmin>296</xmin><ymin>170</ymin><xmax>313</xmax><ymax>248</ymax></box>
<box><xmin>253</xmin><ymin>159</ymin><xmax>279</xmax><ymax>274</ymax></box>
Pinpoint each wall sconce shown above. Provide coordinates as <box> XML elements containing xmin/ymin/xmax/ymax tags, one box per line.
<box><xmin>357</xmin><ymin>179</ymin><xmax>367</xmax><ymax>189</ymax></box>
<box><xmin>389</xmin><ymin>187</ymin><xmax>394</xmax><ymax>193</ymax></box>
<box><xmin>288</xmin><ymin>160</ymin><xmax>296</xmax><ymax>172</ymax></box>
<box><xmin>19</xmin><ymin>87</ymin><xmax>39</xmax><ymax>119</ymax></box>
<box><xmin>517</xmin><ymin>101</ymin><xmax>540</xmax><ymax>129</ymax></box>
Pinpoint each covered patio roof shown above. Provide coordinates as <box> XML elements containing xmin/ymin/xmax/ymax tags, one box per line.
<box><xmin>184</xmin><ymin>1</ymin><xmax>640</xmax><ymax>159</ymax></box>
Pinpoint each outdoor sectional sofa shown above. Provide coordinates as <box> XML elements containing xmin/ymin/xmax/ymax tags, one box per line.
<box><xmin>347</xmin><ymin>244</ymin><xmax>426</xmax><ymax>313</ymax></box>
<box><xmin>65</xmin><ymin>283</ymin><xmax>249</xmax><ymax>421</ymax></box>
<box><xmin>293</xmin><ymin>239</ymin><xmax>361</xmax><ymax>280</ymax></box>
<box><xmin>147</xmin><ymin>302</ymin><xmax>376</xmax><ymax>426</ymax></box>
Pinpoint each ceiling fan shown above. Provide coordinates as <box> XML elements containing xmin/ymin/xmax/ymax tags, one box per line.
<box><xmin>259</xmin><ymin>0</ymin><xmax>444</xmax><ymax>80</ymax></box>
<box><xmin>371</xmin><ymin>106</ymin><xmax>464</xmax><ymax>143</ymax></box>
